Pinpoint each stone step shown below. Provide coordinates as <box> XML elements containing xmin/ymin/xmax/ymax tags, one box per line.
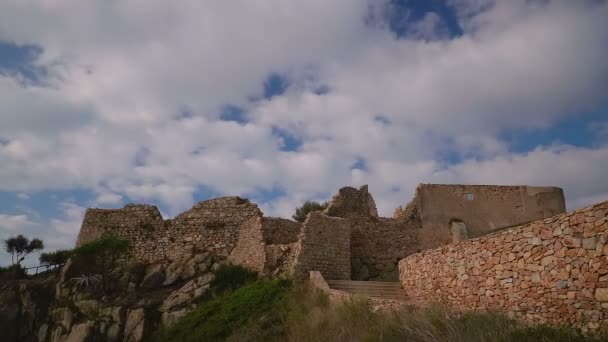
<box><xmin>327</xmin><ymin>280</ymin><xmax>402</xmax><ymax>286</ymax></box>
<box><xmin>326</xmin><ymin>280</ymin><xmax>408</xmax><ymax>301</ymax></box>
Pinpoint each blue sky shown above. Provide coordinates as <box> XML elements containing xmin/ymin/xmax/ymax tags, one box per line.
<box><xmin>0</xmin><ymin>0</ymin><xmax>607</xmax><ymax>266</ymax></box>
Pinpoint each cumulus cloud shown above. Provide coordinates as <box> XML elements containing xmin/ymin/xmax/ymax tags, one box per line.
<box><xmin>0</xmin><ymin>0</ymin><xmax>605</xmax><ymax>246</ymax></box>
<box><xmin>0</xmin><ymin>213</ymin><xmax>36</xmax><ymax>231</ymax></box>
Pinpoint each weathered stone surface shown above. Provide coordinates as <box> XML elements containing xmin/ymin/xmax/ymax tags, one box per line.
<box><xmin>76</xmin><ymin>197</ymin><xmax>262</xmax><ymax>263</ymax></box>
<box><xmin>124</xmin><ymin>308</ymin><xmax>145</xmax><ymax>342</ymax></box>
<box><xmin>161</xmin><ymin>308</ymin><xmax>190</xmax><ymax>327</ymax></box>
<box><xmin>50</xmin><ymin>326</ymin><xmax>65</xmax><ymax>342</ymax></box>
<box><xmin>38</xmin><ymin>323</ymin><xmax>49</xmax><ymax>342</ymax></box>
<box><xmin>595</xmin><ymin>288</ymin><xmax>608</xmax><ymax>302</ymax></box>
<box><xmin>65</xmin><ymin>322</ymin><xmax>93</xmax><ymax>342</ymax></box>
<box><xmin>140</xmin><ymin>264</ymin><xmax>165</xmax><ymax>289</ymax></box>
<box><xmin>399</xmin><ymin>201</ymin><xmax>608</xmax><ymax>333</ymax></box>
<box><xmin>106</xmin><ymin>323</ymin><xmax>121</xmax><ymax>341</ymax></box>
<box><xmin>74</xmin><ymin>300</ymin><xmax>99</xmax><ymax>318</ymax></box>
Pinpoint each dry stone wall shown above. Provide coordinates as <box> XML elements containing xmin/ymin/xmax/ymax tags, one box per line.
<box><xmin>228</xmin><ymin>216</ymin><xmax>267</xmax><ymax>273</ymax></box>
<box><xmin>399</xmin><ymin>201</ymin><xmax>608</xmax><ymax>333</ymax></box>
<box><xmin>350</xmin><ymin>217</ymin><xmax>421</xmax><ymax>281</ymax></box>
<box><xmin>324</xmin><ymin>185</ymin><xmax>422</xmax><ymax>281</ymax></box>
<box><xmin>292</xmin><ymin>212</ymin><xmax>351</xmax><ymax>280</ymax></box>
<box><xmin>261</xmin><ymin>217</ymin><xmax>302</xmax><ymax>244</ymax></box>
<box><xmin>76</xmin><ymin>197</ymin><xmax>261</xmax><ymax>263</ymax></box>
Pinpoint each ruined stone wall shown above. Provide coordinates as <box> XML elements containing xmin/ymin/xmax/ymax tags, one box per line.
<box><xmin>228</xmin><ymin>216</ymin><xmax>266</xmax><ymax>273</ymax></box>
<box><xmin>261</xmin><ymin>218</ymin><xmax>302</xmax><ymax>244</ymax></box>
<box><xmin>399</xmin><ymin>201</ymin><xmax>608</xmax><ymax>333</ymax></box>
<box><xmin>323</xmin><ymin>185</ymin><xmax>422</xmax><ymax>281</ymax></box>
<box><xmin>292</xmin><ymin>212</ymin><xmax>351</xmax><ymax>281</ymax></box>
<box><xmin>325</xmin><ymin>185</ymin><xmax>378</xmax><ymax>218</ymax></box>
<box><xmin>76</xmin><ymin>197</ymin><xmax>261</xmax><ymax>263</ymax></box>
<box><xmin>414</xmin><ymin>184</ymin><xmax>566</xmax><ymax>250</ymax></box>
<box><xmin>167</xmin><ymin>197</ymin><xmax>262</xmax><ymax>259</ymax></box>
<box><xmin>76</xmin><ymin>204</ymin><xmax>166</xmax><ymax>262</ymax></box>
<box><xmin>350</xmin><ymin>217</ymin><xmax>421</xmax><ymax>281</ymax></box>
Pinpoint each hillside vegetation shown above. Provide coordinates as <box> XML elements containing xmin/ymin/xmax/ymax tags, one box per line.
<box><xmin>152</xmin><ymin>274</ymin><xmax>608</xmax><ymax>342</ymax></box>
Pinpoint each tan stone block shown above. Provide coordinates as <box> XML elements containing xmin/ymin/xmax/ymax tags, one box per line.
<box><xmin>595</xmin><ymin>288</ymin><xmax>608</xmax><ymax>302</ymax></box>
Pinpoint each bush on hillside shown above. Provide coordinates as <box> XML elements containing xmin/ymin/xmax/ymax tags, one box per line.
<box><xmin>39</xmin><ymin>249</ymin><xmax>73</xmax><ymax>265</ymax></box>
<box><xmin>292</xmin><ymin>201</ymin><xmax>328</xmax><ymax>223</ymax></box>
<box><xmin>210</xmin><ymin>263</ymin><xmax>258</xmax><ymax>294</ymax></box>
<box><xmin>0</xmin><ymin>264</ymin><xmax>26</xmax><ymax>281</ymax></box>
<box><xmin>71</xmin><ymin>236</ymin><xmax>130</xmax><ymax>292</ymax></box>
<box><xmin>153</xmin><ymin>278</ymin><xmax>292</xmax><ymax>342</ymax></box>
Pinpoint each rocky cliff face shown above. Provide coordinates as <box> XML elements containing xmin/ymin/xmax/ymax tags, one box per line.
<box><xmin>0</xmin><ymin>251</ymin><xmax>227</xmax><ymax>342</ymax></box>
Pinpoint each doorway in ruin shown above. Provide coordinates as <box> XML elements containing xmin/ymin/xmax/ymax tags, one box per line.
<box><xmin>449</xmin><ymin>219</ymin><xmax>468</xmax><ymax>243</ymax></box>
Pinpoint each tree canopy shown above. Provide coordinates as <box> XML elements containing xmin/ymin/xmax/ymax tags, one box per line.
<box><xmin>3</xmin><ymin>234</ymin><xmax>44</xmax><ymax>265</ymax></box>
<box><xmin>292</xmin><ymin>200</ymin><xmax>328</xmax><ymax>223</ymax></box>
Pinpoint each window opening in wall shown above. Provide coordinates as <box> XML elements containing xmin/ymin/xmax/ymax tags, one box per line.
<box><xmin>466</xmin><ymin>193</ymin><xmax>474</xmax><ymax>201</ymax></box>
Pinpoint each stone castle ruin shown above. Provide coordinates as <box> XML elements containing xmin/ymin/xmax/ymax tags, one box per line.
<box><xmin>76</xmin><ymin>183</ymin><xmax>566</xmax><ymax>282</ymax></box>
<box><xmin>73</xmin><ymin>183</ymin><xmax>608</xmax><ymax>333</ymax></box>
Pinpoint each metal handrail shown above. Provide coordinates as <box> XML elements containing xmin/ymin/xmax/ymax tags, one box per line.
<box><xmin>23</xmin><ymin>263</ymin><xmax>65</xmax><ymax>277</ymax></box>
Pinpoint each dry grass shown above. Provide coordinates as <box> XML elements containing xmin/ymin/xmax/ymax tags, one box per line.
<box><xmin>230</xmin><ymin>284</ymin><xmax>607</xmax><ymax>342</ymax></box>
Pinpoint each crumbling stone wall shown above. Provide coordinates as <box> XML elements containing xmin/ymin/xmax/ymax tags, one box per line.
<box><xmin>76</xmin><ymin>197</ymin><xmax>261</xmax><ymax>263</ymax></box>
<box><xmin>292</xmin><ymin>212</ymin><xmax>351</xmax><ymax>280</ymax></box>
<box><xmin>228</xmin><ymin>216</ymin><xmax>267</xmax><ymax>273</ymax></box>
<box><xmin>261</xmin><ymin>218</ymin><xmax>301</xmax><ymax>244</ymax></box>
<box><xmin>325</xmin><ymin>185</ymin><xmax>378</xmax><ymax>218</ymax></box>
<box><xmin>76</xmin><ymin>204</ymin><xmax>166</xmax><ymax>262</ymax></box>
<box><xmin>399</xmin><ymin>201</ymin><xmax>608</xmax><ymax>333</ymax></box>
<box><xmin>350</xmin><ymin>217</ymin><xmax>421</xmax><ymax>281</ymax></box>
<box><xmin>324</xmin><ymin>185</ymin><xmax>422</xmax><ymax>281</ymax></box>
<box><xmin>229</xmin><ymin>216</ymin><xmax>302</xmax><ymax>277</ymax></box>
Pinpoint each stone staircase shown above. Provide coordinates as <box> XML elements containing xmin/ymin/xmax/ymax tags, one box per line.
<box><xmin>326</xmin><ymin>280</ymin><xmax>409</xmax><ymax>302</ymax></box>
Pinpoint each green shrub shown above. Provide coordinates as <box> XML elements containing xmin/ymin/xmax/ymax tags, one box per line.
<box><xmin>0</xmin><ymin>264</ymin><xmax>26</xmax><ymax>281</ymax></box>
<box><xmin>72</xmin><ymin>236</ymin><xmax>130</xmax><ymax>292</ymax></box>
<box><xmin>153</xmin><ymin>278</ymin><xmax>292</xmax><ymax>342</ymax></box>
<box><xmin>292</xmin><ymin>201</ymin><xmax>328</xmax><ymax>223</ymax></box>
<box><xmin>39</xmin><ymin>249</ymin><xmax>73</xmax><ymax>265</ymax></box>
<box><xmin>210</xmin><ymin>264</ymin><xmax>258</xmax><ymax>294</ymax></box>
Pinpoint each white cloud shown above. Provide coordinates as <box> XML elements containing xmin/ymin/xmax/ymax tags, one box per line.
<box><xmin>0</xmin><ymin>213</ymin><xmax>36</xmax><ymax>231</ymax></box>
<box><xmin>0</xmin><ymin>0</ymin><xmax>605</xmax><ymax>239</ymax></box>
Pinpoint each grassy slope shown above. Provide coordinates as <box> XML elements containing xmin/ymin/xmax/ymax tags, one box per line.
<box><xmin>154</xmin><ymin>276</ymin><xmax>608</xmax><ymax>342</ymax></box>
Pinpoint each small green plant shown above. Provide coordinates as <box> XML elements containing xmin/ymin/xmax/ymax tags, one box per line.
<box><xmin>211</xmin><ymin>264</ymin><xmax>258</xmax><ymax>294</ymax></box>
<box><xmin>292</xmin><ymin>201</ymin><xmax>328</xmax><ymax>223</ymax></box>
<box><xmin>70</xmin><ymin>273</ymin><xmax>102</xmax><ymax>290</ymax></box>
<box><xmin>72</xmin><ymin>236</ymin><xmax>130</xmax><ymax>292</ymax></box>
<box><xmin>3</xmin><ymin>234</ymin><xmax>44</xmax><ymax>265</ymax></box>
<box><xmin>39</xmin><ymin>249</ymin><xmax>73</xmax><ymax>265</ymax></box>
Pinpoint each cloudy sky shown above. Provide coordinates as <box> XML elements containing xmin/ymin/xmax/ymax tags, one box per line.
<box><xmin>0</xmin><ymin>0</ymin><xmax>607</xmax><ymax>265</ymax></box>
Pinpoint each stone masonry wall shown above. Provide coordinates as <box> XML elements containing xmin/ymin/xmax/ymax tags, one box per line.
<box><xmin>76</xmin><ymin>204</ymin><xmax>166</xmax><ymax>262</ymax></box>
<box><xmin>351</xmin><ymin>217</ymin><xmax>421</xmax><ymax>281</ymax></box>
<box><xmin>261</xmin><ymin>218</ymin><xmax>302</xmax><ymax>244</ymax></box>
<box><xmin>292</xmin><ymin>212</ymin><xmax>351</xmax><ymax>281</ymax></box>
<box><xmin>414</xmin><ymin>184</ymin><xmax>566</xmax><ymax>250</ymax></box>
<box><xmin>399</xmin><ymin>201</ymin><xmax>608</xmax><ymax>333</ymax></box>
<box><xmin>228</xmin><ymin>216</ymin><xmax>266</xmax><ymax>273</ymax></box>
<box><xmin>324</xmin><ymin>185</ymin><xmax>422</xmax><ymax>281</ymax></box>
<box><xmin>76</xmin><ymin>197</ymin><xmax>261</xmax><ymax>263</ymax></box>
